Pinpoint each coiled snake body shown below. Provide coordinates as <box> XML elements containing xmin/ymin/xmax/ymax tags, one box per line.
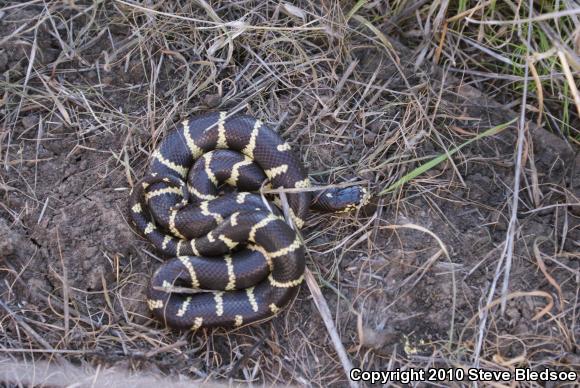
<box><xmin>129</xmin><ymin>112</ymin><xmax>368</xmax><ymax>330</ymax></box>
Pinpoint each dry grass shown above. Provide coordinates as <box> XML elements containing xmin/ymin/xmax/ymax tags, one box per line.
<box><xmin>0</xmin><ymin>1</ymin><xmax>578</xmax><ymax>387</ymax></box>
<box><xmin>390</xmin><ymin>0</ymin><xmax>580</xmax><ymax>142</ymax></box>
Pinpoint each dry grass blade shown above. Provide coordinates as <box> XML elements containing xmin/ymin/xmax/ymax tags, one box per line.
<box><xmin>465</xmin><ymin>7</ymin><xmax>580</xmax><ymax>25</ymax></box>
<box><xmin>114</xmin><ymin>0</ymin><xmax>223</xmax><ymax>26</ymax></box>
<box><xmin>557</xmin><ymin>50</ymin><xmax>580</xmax><ymax>118</ymax></box>
<box><xmin>350</xmin><ymin>14</ymin><xmax>396</xmax><ymax>56</ymax></box>
<box><xmin>56</xmin><ymin>229</ymin><xmax>70</xmax><ymax>344</ymax></box>
<box><xmin>500</xmin><ymin>0</ymin><xmax>535</xmax><ymax>314</ymax></box>
<box><xmin>532</xmin><ymin>237</ymin><xmax>564</xmax><ymax>312</ymax></box>
<box><xmin>527</xmin><ymin>59</ymin><xmax>544</xmax><ymax>126</ymax></box>
<box><xmin>463</xmin><ymin>290</ymin><xmax>555</xmax><ymax>337</ymax></box>
<box><xmin>446</xmin><ymin>0</ymin><xmax>494</xmax><ymax>23</ymax></box>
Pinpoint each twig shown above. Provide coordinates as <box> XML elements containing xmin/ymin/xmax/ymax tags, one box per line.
<box><xmin>279</xmin><ymin>191</ymin><xmax>357</xmax><ymax>388</ymax></box>
<box><xmin>56</xmin><ymin>229</ymin><xmax>70</xmax><ymax>344</ymax></box>
<box><xmin>304</xmin><ymin>268</ymin><xmax>358</xmax><ymax>388</ymax></box>
<box><xmin>500</xmin><ymin>0</ymin><xmax>535</xmax><ymax>313</ymax></box>
<box><xmin>145</xmin><ymin>339</ymin><xmax>188</xmax><ymax>358</ymax></box>
<box><xmin>473</xmin><ymin>0</ymin><xmax>535</xmax><ymax>366</ymax></box>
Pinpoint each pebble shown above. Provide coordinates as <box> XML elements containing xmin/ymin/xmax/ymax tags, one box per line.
<box><xmin>568</xmin><ymin>188</ymin><xmax>580</xmax><ymax>216</ymax></box>
<box><xmin>21</xmin><ymin>114</ymin><xmax>39</xmax><ymax>129</ymax></box>
<box><xmin>364</xmin><ymin>132</ymin><xmax>377</xmax><ymax>146</ymax></box>
<box><xmin>203</xmin><ymin>94</ymin><xmax>221</xmax><ymax>108</ymax></box>
<box><xmin>0</xmin><ymin>50</ymin><xmax>8</xmax><ymax>72</ymax></box>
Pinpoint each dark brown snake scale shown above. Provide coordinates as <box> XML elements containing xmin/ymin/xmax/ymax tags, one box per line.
<box><xmin>129</xmin><ymin>112</ymin><xmax>369</xmax><ymax>330</ymax></box>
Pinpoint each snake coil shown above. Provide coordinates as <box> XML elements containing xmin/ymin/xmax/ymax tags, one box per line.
<box><xmin>129</xmin><ymin>112</ymin><xmax>368</xmax><ymax>330</ymax></box>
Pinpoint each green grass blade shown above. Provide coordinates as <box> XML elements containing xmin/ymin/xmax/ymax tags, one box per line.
<box><xmin>378</xmin><ymin>118</ymin><xmax>517</xmax><ymax>196</ymax></box>
<box><xmin>345</xmin><ymin>0</ymin><xmax>368</xmax><ymax>21</ymax></box>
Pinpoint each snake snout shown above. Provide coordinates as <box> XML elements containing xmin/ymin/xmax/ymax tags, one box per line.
<box><xmin>312</xmin><ymin>185</ymin><xmax>371</xmax><ymax>212</ymax></box>
<box><xmin>336</xmin><ymin>186</ymin><xmax>371</xmax><ymax>209</ymax></box>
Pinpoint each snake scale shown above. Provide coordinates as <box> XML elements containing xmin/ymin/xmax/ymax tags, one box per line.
<box><xmin>129</xmin><ymin>112</ymin><xmax>369</xmax><ymax>330</ymax></box>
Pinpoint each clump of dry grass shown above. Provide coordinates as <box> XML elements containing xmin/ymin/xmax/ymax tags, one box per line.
<box><xmin>383</xmin><ymin>0</ymin><xmax>580</xmax><ymax>142</ymax></box>
<box><xmin>0</xmin><ymin>1</ymin><xmax>578</xmax><ymax>387</ymax></box>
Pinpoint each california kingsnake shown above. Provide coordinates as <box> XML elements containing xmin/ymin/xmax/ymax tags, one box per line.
<box><xmin>129</xmin><ymin>112</ymin><xmax>369</xmax><ymax>330</ymax></box>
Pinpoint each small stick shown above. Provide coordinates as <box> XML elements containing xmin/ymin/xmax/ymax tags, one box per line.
<box><xmin>279</xmin><ymin>192</ymin><xmax>357</xmax><ymax>388</ymax></box>
<box><xmin>304</xmin><ymin>269</ymin><xmax>357</xmax><ymax>388</ymax></box>
<box><xmin>145</xmin><ymin>339</ymin><xmax>188</xmax><ymax>358</ymax></box>
<box><xmin>500</xmin><ymin>1</ymin><xmax>535</xmax><ymax>313</ymax></box>
<box><xmin>56</xmin><ymin>229</ymin><xmax>70</xmax><ymax>344</ymax></box>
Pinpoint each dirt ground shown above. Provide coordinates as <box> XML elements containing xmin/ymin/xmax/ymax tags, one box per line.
<box><xmin>0</xmin><ymin>2</ymin><xmax>578</xmax><ymax>387</ymax></box>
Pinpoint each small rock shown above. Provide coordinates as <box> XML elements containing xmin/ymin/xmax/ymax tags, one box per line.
<box><xmin>567</xmin><ymin>187</ymin><xmax>580</xmax><ymax>216</ymax></box>
<box><xmin>505</xmin><ymin>306</ymin><xmax>520</xmax><ymax>321</ymax></box>
<box><xmin>514</xmin><ymin>322</ymin><xmax>529</xmax><ymax>335</ymax></box>
<box><xmin>0</xmin><ymin>217</ymin><xmax>18</xmax><ymax>257</ymax></box>
<box><xmin>492</xmin><ymin>211</ymin><xmax>507</xmax><ymax>231</ymax></box>
<box><xmin>79</xmin><ymin>159</ymin><xmax>89</xmax><ymax>170</ymax></box>
<box><xmin>288</xmin><ymin>103</ymin><xmax>301</xmax><ymax>115</ymax></box>
<box><xmin>21</xmin><ymin>114</ymin><xmax>38</xmax><ymax>130</ymax></box>
<box><xmin>359</xmin><ymin>325</ymin><xmax>397</xmax><ymax>350</ymax></box>
<box><xmin>102</xmin><ymin>75</ymin><xmax>114</xmax><ymax>85</ymax></box>
<box><xmin>364</xmin><ymin>132</ymin><xmax>377</xmax><ymax>146</ymax></box>
<box><xmin>203</xmin><ymin>94</ymin><xmax>221</xmax><ymax>108</ymax></box>
<box><xmin>86</xmin><ymin>265</ymin><xmax>105</xmax><ymax>291</ymax></box>
<box><xmin>359</xmin><ymin>170</ymin><xmax>374</xmax><ymax>181</ymax></box>
<box><xmin>368</xmin><ymin>120</ymin><xmax>382</xmax><ymax>133</ymax></box>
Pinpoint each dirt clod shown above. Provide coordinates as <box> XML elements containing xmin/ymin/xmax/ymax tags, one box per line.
<box><xmin>0</xmin><ymin>217</ymin><xmax>18</xmax><ymax>257</ymax></box>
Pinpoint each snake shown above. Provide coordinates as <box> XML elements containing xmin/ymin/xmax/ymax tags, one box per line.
<box><xmin>129</xmin><ymin>111</ymin><xmax>369</xmax><ymax>331</ymax></box>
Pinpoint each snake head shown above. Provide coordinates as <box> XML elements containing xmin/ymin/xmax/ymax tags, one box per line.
<box><xmin>312</xmin><ymin>185</ymin><xmax>371</xmax><ymax>213</ymax></box>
